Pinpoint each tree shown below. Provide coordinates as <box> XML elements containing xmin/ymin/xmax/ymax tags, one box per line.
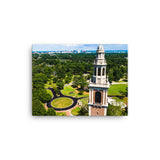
<box><xmin>40</xmin><ymin>92</ymin><xmax>52</xmax><ymax>103</ymax></box>
<box><xmin>32</xmin><ymin>73</ymin><xmax>48</xmax><ymax>89</ymax></box>
<box><xmin>107</xmin><ymin>104</ymin><xmax>126</xmax><ymax>116</ymax></box>
<box><xmin>79</xmin><ymin>74</ymin><xmax>87</xmax><ymax>90</ymax></box>
<box><xmin>123</xmin><ymin>72</ymin><xmax>128</xmax><ymax>82</ymax></box>
<box><xmin>108</xmin><ymin>69</ymin><xmax>114</xmax><ymax>83</ymax></box>
<box><xmin>55</xmin><ymin>64</ymin><xmax>66</xmax><ymax>79</ymax></box>
<box><xmin>47</xmin><ymin>108</ymin><xmax>56</xmax><ymax>116</ymax></box>
<box><xmin>32</xmin><ymin>99</ymin><xmax>47</xmax><ymax>116</ymax></box>
<box><xmin>53</xmin><ymin>86</ymin><xmax>59</xmax><ymax>95</ymax></box>
<box><xmin>65</xmin><ymin>73</ymin><xmax>72</xmax><ymax>84</ymax></box>
<box><xmin>53</xmin><ymin>77</ymin><xmax>58</xmax><ymax>83</ymax></box>
<box><xmin>33</xmin><ymin>89</ymin><xmax>52</xmax><ymax>103</ymax></box>
<box><xmin>78</xmin><ymin>89</ymin><xmax>84</xmax><ymax>95</ymax></box>
<box><xmin>79</xmin><ymin>104</ymin><xmax>89</xmax><ymax>115</ymax></box>
<box><xmin>44</xmin><ymin>66</ymin><xmax>53</xmax><ymax>79</ymax></box>
<box><xmin>56</xmin><ymin>80</ymin><xmax>64</xmax><ymax>90</ymax></box>
<box><xmin>85</xmin><ymin>74</ymin><xmax>91</xmax><ymax>80</ymax></box>
<box><xmin>113</xmin><ymin>67</ymin><xmax>122</xmax><ymax>81</ymax></box>
<box><xmin>72</xmin><ymin>76</ymin><xmax>79</xmax><ymax>88</ymax></box>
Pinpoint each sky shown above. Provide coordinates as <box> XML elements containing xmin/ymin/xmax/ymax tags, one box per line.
<box><xmin>32</xmin><ymin>44</ymin><xmax>128</xmax><ymax>51</ymax></box>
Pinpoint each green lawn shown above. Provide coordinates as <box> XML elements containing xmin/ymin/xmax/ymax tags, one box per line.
<box><xmin>51</xmin><ymin>97</ymin><xmax>73</xmax><ymax>108</ymax></box>
<box><xmin>71</xmin><ymin>107</ymin><xmax>81</xmax><ymax>116</ymax></box>
<box><xmin>61</xmin><ymin>86</ymin><xmax>89</xmax><ymax>98</ymax></box>
<box><xmin>61</xmin><ymin>86</ymin><xmax>76</xmax><ymax>97</ymax></box>
<box><xmin>75</xmin><ymin>92</ymin><xmax>88</xmax><ymax>98</ymax></box>
<box><xmin>108</xmin><ymin>84</ymin><xmax>127</xmax><ymax>96</ymax></box>
<box><xmin>56</xmin><ymin>112</ymin><xmax>67</xmax><ymax>116</ymax></box>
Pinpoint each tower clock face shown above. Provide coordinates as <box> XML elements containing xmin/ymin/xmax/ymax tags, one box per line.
<box><xmin>95</xmin><ymin>91</ymin><xmax>101</xmax><ymax>103</ymax></box>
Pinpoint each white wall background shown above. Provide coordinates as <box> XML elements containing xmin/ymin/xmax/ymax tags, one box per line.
<box><xmin>0</xmin><ymin>0</ymin><xmax>160</xmax><ymax>160</ymax></box>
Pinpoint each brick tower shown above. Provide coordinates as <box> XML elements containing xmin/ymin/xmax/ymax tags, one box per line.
<box><xmin>88</xmin><ymin>44</ymin><xmax>110</xmax><ymax>116</ymax></box>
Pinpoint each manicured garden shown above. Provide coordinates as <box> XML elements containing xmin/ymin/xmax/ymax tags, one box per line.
<box><xmin>61</xmin><ymin>86</ymin><xmax>76</xmax><ymax>97</ymax></box>
<box><xmin>61</xmin><ymin>86</ymin><xmax>89</xmax><ymax>98</ymax></box>
<box><xmin>51</xmin><ymin>97</ymin><xmax>73</xmax><ymax>108</ymax></box>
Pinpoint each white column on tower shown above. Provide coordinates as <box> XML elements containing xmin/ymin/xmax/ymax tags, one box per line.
<box><xmin>104</xmin><ymin>90</ymin><xmax>106</xmax><ymax>105</ymax></box>
<box><xmin>92</xmin><ymin>89</ymin><xmax>93</xmax><ymax>104</ymax></box>
<box><xmin>105</xmin><ymin>90</ymin><xmax>107</xmax><ymax>105</ymax></box>
<box><xmin>89</xmin><ymin>106</ymin><xmax>91</xmax><ymax>116</ymax></box>
<box><xmin>106</xmin><ymin>89</ymin><xmax>108</xmax><ymax>105</ymax></box>
<box><xmin>103</xmin><ymin>90</ymin><xmax>105</xmax><ymax>105</ymax></box>
<box><xmin>89</xmin><ymin>89</ymin><xmax>91</xmax><ymax>103</ymax></box>
<box><xmin>101</xmin><ymin>67</ymin><xmax>103</xmax><ymax>84</ymax></box>
<box><xmin>96</xmin><ymin>67</ymin><xmax>98</xmax><ymax>76</ymax></box>
<box><xmin>91</xmin><ymin>89</ymin><xmax>93</xmax><ymax>104</ymax></box>
<box><xmin>104</xmin><ymin>108</ymin><xmax>107</xmax><ymax>116</ymax></box>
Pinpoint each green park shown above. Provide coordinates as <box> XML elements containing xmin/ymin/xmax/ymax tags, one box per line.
<box><xmin>32</xmin><ymin>50</ymin><xmax>128</xmax><ymax>116</ymax></box>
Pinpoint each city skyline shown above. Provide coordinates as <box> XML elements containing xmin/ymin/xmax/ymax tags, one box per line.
<box><xmin>32</xmin><ymin>44</ymin><xmax>128</xmax><ymax>51</ymax></box>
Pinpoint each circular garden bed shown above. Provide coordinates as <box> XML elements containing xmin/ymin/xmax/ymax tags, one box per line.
<box><xmin>51</xmin><ymin>97</ymin><xmax>73</xmax><ymax>109</ymax></box>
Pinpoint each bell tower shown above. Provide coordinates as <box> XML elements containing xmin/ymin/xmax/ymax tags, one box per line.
<box><xmin>88</xmin><ymin>44</ymin><xmax>110</xmax><ymax>116</ymax></box>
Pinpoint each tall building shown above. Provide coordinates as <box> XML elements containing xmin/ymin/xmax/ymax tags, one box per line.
<box><xmin>88</xmin><ymin>45</ymin><xmax>110</xmax><ymax>116</ymax></box>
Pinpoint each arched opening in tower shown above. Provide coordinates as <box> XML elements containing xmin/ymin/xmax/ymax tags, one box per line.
<box><xmin>95</xmin><ymin>91</ymin><xmax>101</xmax><ymax>103</ymax></box>
<box><xmin>94</xmin><ymin>67</ymin><xmax>96</xmax><ymax>76</ymax></box>
<box><xmin>103</xmin><ymin>68</ymin><xmax>105</xmax><ymax>76</ymax></box>
<box><xmin>98</xmin><ymin>68</ymin><xmax>101</xmax><ymax>76</ymax></box>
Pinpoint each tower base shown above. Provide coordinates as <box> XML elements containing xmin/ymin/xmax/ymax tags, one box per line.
<box><xmin>89</xmin><ymin>106</ymin><xmax>107</xmax><ymax>116</ymax></box>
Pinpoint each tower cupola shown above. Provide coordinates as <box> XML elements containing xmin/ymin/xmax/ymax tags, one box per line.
<box><xmin>96</xmin><ymin>44</ymin><xmax>105</xmax><ymax>59</ymax></box>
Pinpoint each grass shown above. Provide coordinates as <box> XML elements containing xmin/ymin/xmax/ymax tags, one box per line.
<box><xmin>61</xmin><ymin>86</ymin><xmax>76</xmax><ymax>97</ymax></box>
<box><xmin>71</xmin><ymin>107</ymin><xmax>81</xmax><ymax>116</ymax></box>
<box><xmin>75</xmin><ymin>92</ymin><xmax>89</xmax><ymax>98</ymax></box>
<box><xmin>61</xmin><ymin>86</ymin><xmax>89</xmax><ymax>98</ymax></box>
<box><xmin>56</xmin><ymin>112</ymin><xmax>67</xmax><ymax>116</ymax></box>
<box><xmin>108</xmin><ymin>84</ymin><xmax>127</xmax><ymax>96</ymax></box>
<box><xmin>51</xmin><ymin>97</ymin><xmax>73</xmax><ymax>108</ymax></box>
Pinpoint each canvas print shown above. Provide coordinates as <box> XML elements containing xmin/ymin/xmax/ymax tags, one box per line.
<box><xmin>32</xmin><ymin>44</ymin><xmax>128</xmax><ymax>116</ymax></box>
